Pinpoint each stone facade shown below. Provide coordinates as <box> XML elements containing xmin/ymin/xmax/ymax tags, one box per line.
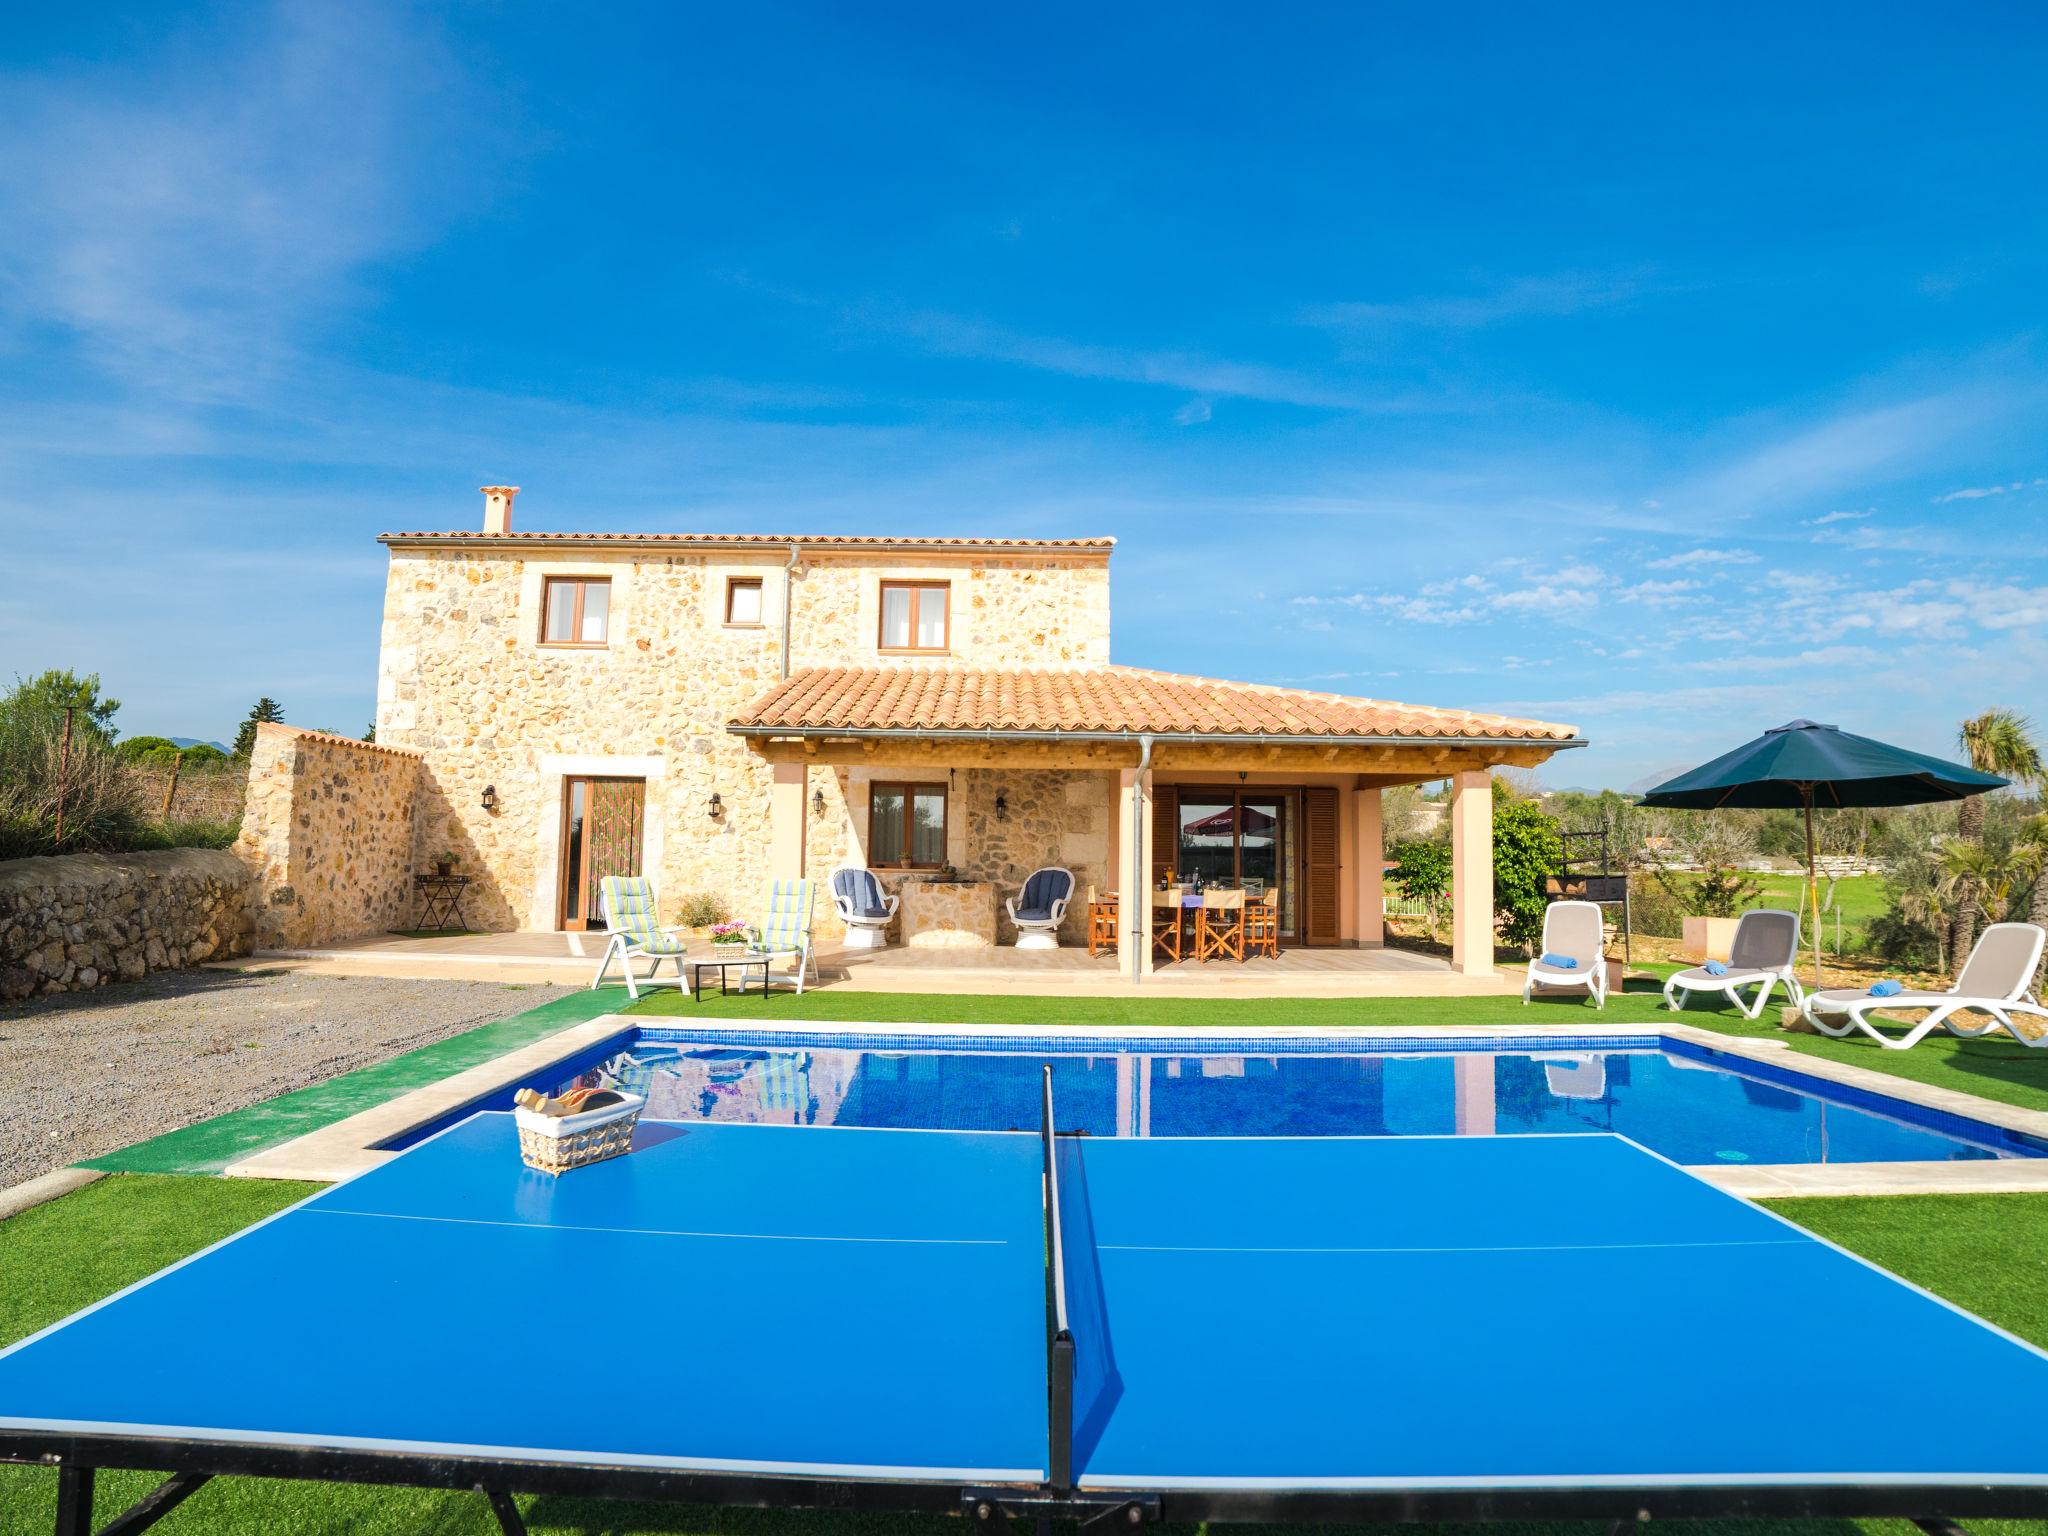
<box><xmin>898</xmin><ymin>880</ymin><xmax>1000</xmax><ymax>948</ymax></box>
<box><xmin>233</xmin><ymin>724</ymin><xmax>424</xmax><ymax>949</ymax></box>
<box><xmin>0</xmin><ymin>849</ymin><xmax>253</xmax><ymax>1001</ymax></box>
<box><xmin>371</xmin><ymin>543</ymin><xmax>1112</xmax><ymax>937</ymax></box>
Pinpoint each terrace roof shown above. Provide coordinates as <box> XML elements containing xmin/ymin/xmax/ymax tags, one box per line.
<box><xmin>729</xmin><ymin>664</ymin><xmax>1581</xmax><ymax>746</ymax></box>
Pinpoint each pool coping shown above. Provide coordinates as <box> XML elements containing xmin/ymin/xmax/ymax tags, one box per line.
<box><xmin>222</xmin><ymin>1015</ymin><xmax>2048</xmax><ymax>1197</ymax></box>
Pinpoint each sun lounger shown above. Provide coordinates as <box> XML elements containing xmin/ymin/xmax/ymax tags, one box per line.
<box><xmin>1522</xmin><ymin>900</ymin><xmax>1607</xmax><ymax>1008</ymax></box>
<box><xmin>1663</xmin><ymin>908</ymin><xmax>1804</xmax><ymax>1019</ymax></box>
<box><xmin>589</xmin><ymin>876</ymin><xmax>689</xmax><ymax>1000</ymax></box>
<box><xmin>1801</xmin><ymin>921</ymin><xmax>2048</xmax><ymax>1050</ymax></box>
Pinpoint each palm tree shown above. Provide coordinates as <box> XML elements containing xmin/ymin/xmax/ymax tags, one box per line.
<box><xmin>1951</xmin><ymin>709</ymin><xmax>2042</xmax><ymax>964</ymax></box>
<box><xmin>2018</xmin><ymin>815</ymin><xmax>2048</xmax><ymax>990</ymax></box>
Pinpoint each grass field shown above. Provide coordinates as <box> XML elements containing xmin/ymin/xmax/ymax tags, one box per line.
<box><xmin>4</xmin><ymin>1173</ymin><xmax>2048</xmax><ymax>1536</ymax></box>
<box><xmin>1651</xmin><ymin>870</ymin><xmax>1893</xmax><ymax>947</ymax></box>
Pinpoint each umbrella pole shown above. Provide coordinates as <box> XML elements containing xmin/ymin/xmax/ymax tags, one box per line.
<box><xmin>1804</xmin><ymin>787</ymin><xmax>1823</xmax><ymax>994</ymax></box>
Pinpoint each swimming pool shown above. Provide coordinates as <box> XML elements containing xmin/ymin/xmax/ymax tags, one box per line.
<box><xmin>381</xmin><ymin>1028</ymin><xmax>2048</xmax><ymax>1166</ymax></box>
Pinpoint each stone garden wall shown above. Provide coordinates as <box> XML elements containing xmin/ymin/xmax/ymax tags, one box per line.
<box><xmin>233</xmin><ymin>724</ymin><xmax>424</xmax><ymax>950</ymax></box>
<box><xmin>0</xmin><ymin>849</ymin><xmax>253</xmax><ymax>1001</ymax></box>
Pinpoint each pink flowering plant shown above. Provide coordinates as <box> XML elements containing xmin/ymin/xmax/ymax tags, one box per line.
<box><xmin>708</xmin><ymin>921</ymin><xmax>752</xmax><ymax>946</ymax></box>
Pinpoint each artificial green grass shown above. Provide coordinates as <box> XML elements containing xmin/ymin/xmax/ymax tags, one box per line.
<box><xmin>78</xmin><ymin>988</ymin><xmax>630</xmax><ymax>1176</ymax></box>
<box><xmin>624</xmin><ymin>982</ymin><xmax>2048</xmax><ymax>1119</ymax></box>
<box><xmin>4</xmin><ymin>1174</ymin><xmax>2048</xmax><ymax>1536</ymax></box>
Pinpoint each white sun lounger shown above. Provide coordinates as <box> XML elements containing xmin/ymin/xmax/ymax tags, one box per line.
<box><xmin>1800</xmin><ymin>921</ymin><xmax>2048</xmax><ymax>1050</ymax></box>
<box><xmin>1522</xmin><ymin>900</ymin><xmax>1607</xmax><ymax>1008</ymax></box>
<box><xmin>1663</xmin><ymin>908</ymin><xmax>1804</xmax><ymax>1019</ymax></box>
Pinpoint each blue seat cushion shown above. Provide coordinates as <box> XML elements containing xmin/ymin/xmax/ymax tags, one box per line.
<box><xmin>1019</xmin><ymin>869</ymin><xmax>1071</xmax><ymax>914</ymax></box>
<box><xmin>833</xmin><ymin>869</ymin><xmax>890</xmax><ymax>920</ymax></box>
<box><xmin>1014</xmin><ymin>907</ymin><xmax>1055</xmax><ymax>923</ymax></box>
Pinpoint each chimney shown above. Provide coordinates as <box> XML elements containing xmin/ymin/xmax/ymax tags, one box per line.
<box><xmin>480</xmin><ymin>485</ymin><xmax>519</xmax><ymax>535</ymax></box>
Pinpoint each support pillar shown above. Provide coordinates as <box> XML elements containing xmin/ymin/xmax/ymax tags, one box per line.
<box><xmin>1450</xmin><ymin>769</ymin><xmax>1495</xmax><ymax>977</ymax></box>
<box><xmin>1118</xmin><ymin>767</ymin><xmax>1155</xmax><ymax>977</ymax></box>
<box><xmin>768</xmin><ymin>763</ymin><xmax>807</xmax><ymax>882</ymax></box>
<box><xmin>1355</xmin><ymin>787</ymin><xmax>1385</xmax><ymax>948</ymax></box>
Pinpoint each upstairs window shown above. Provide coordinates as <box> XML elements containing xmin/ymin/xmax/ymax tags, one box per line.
<box><xmin>541</xmin><ymin>577</ymin><xmax>610</xmax><ymax>646</ymax></box>
<box><xmin>870</xmin><ymin>782</ymin><xmax>947</xmax><ymax>867</ymax></box>
<box><xmin>725</xmin><ymin>576</ymin><xmax>764</xmax><ymax>626</ymax></box>
<box><xmin>879</xmin><ymin>581</ymin><xmax>949</xmax><ymax>653</ymax></box>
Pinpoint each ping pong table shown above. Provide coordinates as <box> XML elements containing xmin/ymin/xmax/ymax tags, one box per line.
<box><xmin>5</xmin><ymin>1067</ymin><xmax>2048</xmax><ymax>1536</ymax></box>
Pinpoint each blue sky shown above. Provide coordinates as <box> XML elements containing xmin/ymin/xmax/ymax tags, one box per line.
<box><xmin>2</xmin><ymin>2</ymin><xmax>2044</xmax><ymax>787</ymax></box>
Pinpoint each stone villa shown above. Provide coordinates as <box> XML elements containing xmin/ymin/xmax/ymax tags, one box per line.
<box><xmin>238</xmin><ymin>487</ymin><xmax>1582</xmax><ymax>977</ymax></box>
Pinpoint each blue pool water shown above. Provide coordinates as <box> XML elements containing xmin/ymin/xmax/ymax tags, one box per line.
<box><xmin>384</xmin><ymin>1029</ymin><xmax>2048</xmax><ymax>1166</ymax></box>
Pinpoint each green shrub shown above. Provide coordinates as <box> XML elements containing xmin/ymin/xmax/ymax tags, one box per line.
<box><xmin>1493</xmin><ymin>800</ymin><xmax>1564</xmax><ymax>951</ymax></box>
<box><xmin>1625</xmin><ymin>876</ymin><xmax>1687</xmax><ymax>939</ymax></box>
<box><xmin>675</xmin><ymin>890</ymin><xmax>731</xmax><ymax>927</ymax></box>
<box><xmin>1389</xmin><ymin>840</ymin><xmax>1452</xmax><ymax>929</ymax></box>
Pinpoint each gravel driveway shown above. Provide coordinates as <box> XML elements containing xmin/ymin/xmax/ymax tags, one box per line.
<box><xmin>0</xmin><ymin>969</ymin><xmax>565</xmax><ymax>1187</ymax></box>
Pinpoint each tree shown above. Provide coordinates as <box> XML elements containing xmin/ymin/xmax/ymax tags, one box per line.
<box><xmin>1952</xmin><ymin>709</ymin><xmax>2042</xmax><ymax>962</ymax></box>
<box><xmin>1493</xmin><ymin>800</ymin><xmax>1564</xmax><ymax>952</ymax></box>
<box><xmin>2020</xmin><ymin>816</ymin><xmax>2048</xmax><ymax>991</ymax></box>
<box><xmin>0</xmin><ymin>670</ymin><xmax>121</xmax><ymax>752</ymax></box>
<box><xmin>1938</xmin><ymin>840</ymin><xmax>2019</xmax><ymax>977</ymax></box>
<box><xmin>1389</xmin><ymin>840</ymin><xmax>1453</xmax><ymax>934</ymax></box>
<box><xmin>232</xmin><ymin>698</ymin><xmax>286</xmax><ymax>759</ymax></box>
<box><xmin>362</xmin><ymin>722</ymin><xmax>377</xmax><ymax>744</ymax></box>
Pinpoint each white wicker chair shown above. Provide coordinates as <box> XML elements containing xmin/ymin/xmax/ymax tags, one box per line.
<box><xmin>831</xmin><ymin>867</ymin><xmax>897</xmax><ymax>950</ymax></box>
<box><xmin>1006</xmin><ymin>867</ymin><xmax>1074</xmax><ymax>950</ymax></box>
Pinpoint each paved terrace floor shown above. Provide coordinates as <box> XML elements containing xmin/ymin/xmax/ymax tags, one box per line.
<box><xmin>244</xmin><ymin>930</ymin><xmax>1516</xmax><ymax>996</ymax></box>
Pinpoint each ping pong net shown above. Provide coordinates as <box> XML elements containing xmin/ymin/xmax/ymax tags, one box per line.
<box><xmin>1041</xmin><ymin>1064</ymin><xmax>1120</xmax><ymax>1494</ymax></box>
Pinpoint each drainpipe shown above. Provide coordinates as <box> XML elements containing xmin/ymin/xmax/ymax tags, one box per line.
<box><xmin>1129</xmin><ymin>734</ymin><xmax>1154</xmax><ymax>986</ymax></box>
<box><xmin>779</xmin><ymin>544</ymin><xmax>801</xmax><ymax>680</ymax></box>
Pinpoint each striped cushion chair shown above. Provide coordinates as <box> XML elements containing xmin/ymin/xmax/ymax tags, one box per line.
<box><xmin>590</xmin><ymin>875</ymin><xmax>689</xmax><ymax>999</ymax></box>
<box><xmin>753</xmin><ymin>878</ymin><xmax>818</xmax><ymax>994</ymax></box>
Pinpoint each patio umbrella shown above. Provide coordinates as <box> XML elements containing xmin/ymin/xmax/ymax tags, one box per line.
<box><xmin>1639</xmin><ymin>720</ymin><xmax>2009</xmax><ymax>990</ymax></box>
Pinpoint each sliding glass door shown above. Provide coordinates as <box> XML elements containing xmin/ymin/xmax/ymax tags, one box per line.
<box><xmin>1173</xmin><ymin>789</ymin><xmax>1297</xmax><ymax>941</ymax></box>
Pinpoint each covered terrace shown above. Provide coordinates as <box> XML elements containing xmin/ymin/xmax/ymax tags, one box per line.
<box><xmin>730</xmin><ymin>664</ymin><xmax>1583</xmax><ymax>983</ymax></box>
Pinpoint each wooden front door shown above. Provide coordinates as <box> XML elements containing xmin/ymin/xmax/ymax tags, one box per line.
<box><xmin>1302</xmin><ymin>786</ymin><xmax>1340</xmax><ymax>946</ymax></box>
<box><xmin>559</xmin><ymin>776</ymin><xmax>645</xmax><ymax>931</ymax></box>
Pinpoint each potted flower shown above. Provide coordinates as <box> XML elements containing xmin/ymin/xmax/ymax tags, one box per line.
<box><xmin>432</xmin><ymin>850</ymin><xmax>458</xmax><ymax>878</ymax></box>
<box><xmin>708</xmin><ymin>921</ymin><xmax>752</xmax><ymax>947</ymax></box>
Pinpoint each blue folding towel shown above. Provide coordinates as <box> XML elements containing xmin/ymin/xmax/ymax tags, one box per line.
<box><xmin>1539</xmin><ymin>952</ymin><xmax>1578</xmax><ymax>970</ymax></box>
<box><xmin>1870</xmin><ymin>978</ymin><xmax>1903</xmax><ymax>997</ymax></box>
<box><xmin>1704</xmin><ymin>959</ymin><xmax>1728</xmax><ymax>976</ymax></box>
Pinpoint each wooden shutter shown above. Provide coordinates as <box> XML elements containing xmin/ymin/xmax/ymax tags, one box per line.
<box><xmin>1150</xmin><ymin>783</ymin><xmax>1178</xmax><ymax>889</ymax></box>
<box><xmin>1303</xmin><ymin>786</ymin><xmax>1339</xmax><ymax>946</ymax></box>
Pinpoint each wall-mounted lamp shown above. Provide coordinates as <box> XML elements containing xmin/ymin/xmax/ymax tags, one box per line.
<box><xmin>812</xmin><ymin>788</ymin><xmax>826</xmax><ymax>818</ymax></box>
<box><xmin>707</xmin><ymin>791</ymin><xmax>724</xmax><ymax>819</ymax></box>
<box><xmin>480</xmin><ymin>784</ymin><xmax>499</xmax><ymax>813</ymax></box>
<box><xmin>994</xmin><ymin>790</ymin><xmax>1009</xmax><ymax>821</ymax></box>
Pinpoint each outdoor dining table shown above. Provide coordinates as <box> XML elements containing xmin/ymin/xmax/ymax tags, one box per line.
<box><xmin>1152</xmin><ymin>887</ymin><xmax>1250</xmax><ymax>963</ymax></box>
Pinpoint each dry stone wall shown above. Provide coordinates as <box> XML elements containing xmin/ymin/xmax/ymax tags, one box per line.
<box><xmin>233</xmin><ymin>725</ymin><xmax>424</xmax><ymax>949</ymax></box>
<box><xmin>0</xmin><ymin>849</ymin><xmax>252</xmax><ymax>1001</ymax></box>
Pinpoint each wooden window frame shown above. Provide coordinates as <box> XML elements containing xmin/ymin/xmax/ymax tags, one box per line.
<box><xmin>877</xmin><ymin>581</ymin><xmax>951</xmax><ymax>655</ymax></box>
<box><xmin>867</xmin><ymin>780</ymin><xmax>949</xmax><ymax>869</ymax></box>
<box><xmin>724</xmin><ymin>576</ymin><xmax>766</xmax><ymax>628</ymax></box>
<box><xmin>539</xmin><ymin>576</ymin><xmax>612</xmax><ymax>649</ymax></box>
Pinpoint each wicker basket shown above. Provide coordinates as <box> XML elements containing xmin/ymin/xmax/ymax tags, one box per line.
<box><xmin>514</xmin><ymin>1093</ymin><xmax>646</xmax><ymax>1175</ymax></box>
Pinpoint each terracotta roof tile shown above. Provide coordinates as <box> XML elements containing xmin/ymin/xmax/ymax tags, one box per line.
<box><xmin>379</xmin><ymin>531</ymin><xmax>1113</xmax><ymax>551</ymax></box>
<box><xmin>729</xmin><ymin>665</ymin><xmax>1579</xmax><ymax>743</ymax></box>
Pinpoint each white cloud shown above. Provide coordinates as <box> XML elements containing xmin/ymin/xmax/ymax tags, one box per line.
<box><xmin>1806</xmin><ymin>508</ymin><xmax>1873</xmax><ymax>525</ymax></box>
<box><xmin>1643</xmin><ymin>546</ymin><xmax>1759</xmax><ymax>571</ymax></box>
<box><xmin>1933</xmin><ymin>478</ymin><xmax>2044</xmax><ymax>502</ymax></box>
<box><xmin>0</xmin><ymin>3</ymin><xmax>479</xmax><ymax>403</ymax></box>
<box><xmin>1174</xmin><ymin>399</ymin><xmax>1214</xmax><ymax>426</ymax></box>
<box><xmin>1303</xmin><ymin>269</ymin><xmax>1652</xmax><ymax>331</ymax></box>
